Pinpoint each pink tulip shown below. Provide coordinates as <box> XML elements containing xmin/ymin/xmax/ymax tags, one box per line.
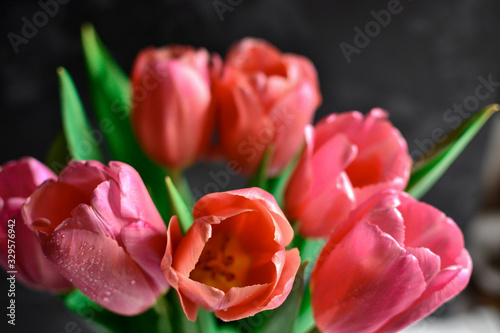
<box><xmin>162</xmin><ymin>188</ymin><xmax>300</xmax><ymax>321</ymax></box>
<box><xmin>285</xmin><ymin>109</ymin><xmax>412</xmax><ymax>237</ymax></box>
<box><xmin>131</xmin><ymin>45</ymin><xmax>214</xmax><ymax>169</ymax></box>
<box><xmin>214</xmin><ymin>38</ymin><xmax>322</xmax><ymax>176</ymax></box>
<box><xmin>0</xmin><ymin>157</ymin><xmax>73</xmax><ymax>292</ymax></box>
<box><xmin>22</xmin><ymin>160</ymin><xmax>169</xmax><ymax>315</ymax></box>
<box><xmin>311</xmin><ymin>190</ymin><xmax>472</xmax><ymax>333</ymax></box>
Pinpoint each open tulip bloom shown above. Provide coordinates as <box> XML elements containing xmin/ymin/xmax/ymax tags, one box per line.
<box><xmin>3</xmin><ymin>24</ymin><xmax>498</xmax><ymax>332</ymax></box>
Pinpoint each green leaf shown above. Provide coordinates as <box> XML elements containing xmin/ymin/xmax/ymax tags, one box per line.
<box><xmin>165</xmin><ymin>290</ymin><xmax>201</xmax><ymax>333</ymax></box>
<box><xmin>45</xmin><ymin>131</ymin><xmax>71</xmax><ymax>174</ymax></box>
<box><xmin>166</xmin><ymin>177</ymin><xmax>193</xmax><ymax>234</ymax></box>
<box><xmin>248</xmin><ymin>146</ymin><xmax>273</xmax><ymax>190</ymax></box>
<box><xmin>57</xmin><ymin>67</ymin><xmax>105</xmax><ymax>162</ymax></box>
<box><xmin>81</xmin><ymin>23</ymin><xmax>171</xmax><ymax>221</ymax></box>
<box><xmin>197</xmin><ymin>308</ymin><xmax>218</xmax><ymax>333</ymax></box>
<box><xmin>256</xmin><ymin>261</ymin><xmax>310</xmax><ymax>333</ymax></box>
<box><xmin>81</xmin><ymin>23</ymin><xmax>132</xmax><ymax>160</ymax></box>
<box><xmin>63</xmin><ymin>289</ymin><xmax>170</xmax><ymax>333</ymax></box>
<box><xmin>292</xmin><ymin>286</ymin><xmax>315</xmax><ymax>333</ymax></box>
<box><xmin>406</xmin><ymin>104</ymin><xmax>499</xmax><ymax>199</ymax></box>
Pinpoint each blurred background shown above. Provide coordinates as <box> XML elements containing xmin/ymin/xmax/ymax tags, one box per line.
<box><xmin>1</xmin><ymin>0</ymin><xmax>500</xmax><ymax>332</ymax></box>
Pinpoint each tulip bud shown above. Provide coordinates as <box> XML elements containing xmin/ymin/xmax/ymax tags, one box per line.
<box><xmin>213</xmin><ymin>38</ymin><xmax>322</xmax><ymax>176</ymax></box>
<box><xmin>131</xmin><ymin>45</ymin><xmax>214</xmax><ymax>169</ymax></box>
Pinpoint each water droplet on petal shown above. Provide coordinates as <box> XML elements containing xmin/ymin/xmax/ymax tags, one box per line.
<box><xmin>105</xmin><ymin>291</ymin><xmax>112</xmax><ymax>296</ymax></box>
<box><xmin>131</xmin><ymin>280</ymin><xmax>136</xmax><ymax>285</ymax></box>
<box><xmin>103</xmin><ymin>297</ymin><xmax>109</xmax><ymax>303</ymax></box>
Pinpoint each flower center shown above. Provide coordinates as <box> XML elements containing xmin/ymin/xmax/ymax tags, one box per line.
<box><xmin>189</xmin><ymin>233</ymin><xmax>251</xmax><ymax>292</ymax></box>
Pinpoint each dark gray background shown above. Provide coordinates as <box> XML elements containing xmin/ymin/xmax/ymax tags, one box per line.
<box><xmin>1</xmin><ymin>0</ymin><xmax>500</xmax><ymax>332</ymax></box>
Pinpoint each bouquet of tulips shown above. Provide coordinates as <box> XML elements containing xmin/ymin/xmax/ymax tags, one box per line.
<box><xmin>1</xmin><ymin>24</ymin><xmax>497</xmax><ymax>333</ymax></box>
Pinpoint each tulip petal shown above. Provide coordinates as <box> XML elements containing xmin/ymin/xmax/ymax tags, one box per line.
<box><xmin>261</xmin><ymin>248</ymin><xmax>301</xmax><ymax>310</ymax></box>
<box><xmin>23</xmin><ymin>180</ymin><xmax>89</xmax><ymax>236</ymax></box>
<box><xmin>0</xmin><ymin>208</ymin><xmax>72</xmax><ymax>292</ymax></box>
<box><xmin>46</xmin><ymin>228</ymin><xmax>157</xmax><ymax>316</ymax></box>
<box><xmin>398</xmin><ymin>194</ymin><xmax>464</xmax><ymax>268</ymax></box>
<box><xmin>121</xmin><ymin>221</ymin><xmax>169</xmax><ymax>295</ymax></box>
<box><xmin>381</xmin><ymin>249</ymin><xmax>472</xmax><ymax>332</ymax></box>
<box><xmin>269</xmin><ymin>82</ymin><xmax>319</xmax><ymax>176</ymax></box>
<box><xmin>230</xmin><ymin>188</ymin><xmax>294</xmax><ymax>245</ymax></box>
<box><xmin>109</xmin><ymin>162</ymin><xmax>165</xmax><ymax>233</ymax></box>
<box><xmin>0</xmin><ymin>157</ymin><xmax>56</xmax><ymax>199</ymax></box>
<box><xmin>312</xmin><ymin>222</ymin><xmax>426</xmax><ymax>333</ymax></box>
<box><xmin>59</xmin><ymin>160</ymin><xmax>111</xmax><ymax>198</ymax></box>
<box><xmin>172</xmin><ymin>218</ymin><xmax>213</xmax><ymax>276</ymax></box>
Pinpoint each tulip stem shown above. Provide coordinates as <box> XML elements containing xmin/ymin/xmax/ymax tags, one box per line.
<box><xmin>167</xmin><ymin>168</ymin><xmax>194</xmax><ymax>208</ymax></box>
<box><xmin>165</xmin><ymin>176</ymin><xmax>194</xmax><ymax>234</ymax></box>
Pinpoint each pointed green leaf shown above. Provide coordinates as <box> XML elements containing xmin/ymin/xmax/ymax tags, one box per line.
<box><xmin>58</xmin><ymin>67</ymin><xmax>105</xmax><ymax>162</ymax></box>
<box><xmin>81</xmin><ymin>23</ymin><xmax>133</xmax><ymax>160</ymax></box>
<box><xmin>248</xmin><ymin>146</ymin><xmax>273</xmax><ymax>190</ymax></box>
<box><xmin>293</xmin><ymin>286</ymin><xmax>315</xmax><ymax>333</ymax></box>
<box><xmin>256</xmin><ymin>261</ymin><xmax>309</xmax><ymax>333</ymax></box>
<box><xmin>406</xmin><ymin>104</ymin><xmax>499</xmax><ymax>199</ymax></box>
<box><xmin>45</xmin><ymin>131</ymin><xmax>71</xmax><ymax>174</ymax></box>
<box><xmin>166</xmin><ymin>177</ymin><xmax>193</xmax><ymax>234</ymax></box>
<box><xmin>81</xmin><ymin>23</ymin><xmax>171</xmax><ymax>221</ymax></box>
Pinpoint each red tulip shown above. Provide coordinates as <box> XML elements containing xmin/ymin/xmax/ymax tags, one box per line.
<box><xmin>285</xmin><ymin>109</ymin><xmax>411</xmax><ymax>237</ymax></box>
<box><xmin>214</xmin><ymin>38</ymin><xmax>322</xmax><ymax>176</ymax></box>
<box><xmin>0</xmin><ymin>157</ymin><xmax>72</xmax><ymax>292</ymax></box>
<box><xmin>131</xmin><ymin>45</ymin><xmax>214</xmax><ymax>169</ymax></box>
<box><xmin>23</xmin><ymin>160</ymin><xmax>169</xmax><ymax>315</ymax></box>
<box><xmin>311</xmin><ymin>190</ymin><xmax>472</xmax><ymax>333</ymax></box>
<box><xmin>161</xmin><ymin>188</ymin><xmax>300</xmax><ymax>321</ymax></box>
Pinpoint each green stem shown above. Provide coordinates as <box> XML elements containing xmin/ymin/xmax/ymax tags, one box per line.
<box><xmin>168</xmin><ymin>168</ymin><xmax>194</xmax><ymax>208</ymax></box>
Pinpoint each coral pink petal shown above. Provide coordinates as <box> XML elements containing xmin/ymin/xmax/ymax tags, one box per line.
<box><xmin>310</xmin><ymin>134</ymin><xmax>357</xmax><ymax>195</ymax></box>
<box><xmin>23</xmin><ymin>180</ymin><xmax>89</xmax><ymax>236</ymax></box>
<box><xmin>364</xmin><ymin>196</ymin><xmax>405</xmax><ymax>246</ymax></box>
<box><xmin>109</xmin><ymin>162</ymin><xmax>165</xmax><ymax>232</ymax></box>
<box><xmin>229</xmin><ymin>188</ymin><xmax>294</xmax><ymax>245</ymax></box>
<box><xmin>312</xmin><ymin>222</ymin><xmax>426</xmax><ymax>333</ymax></box>
<box><xmin>214</xmin><ymin>284</ymin><xmax>274</xmax><ymax>321</ymax></box>
<box><xmin>405</xmin><ymin>247</ymin><xmax>441</xmax><ymax>284</ymax></box>
<box><xmin>59</xmin><ymin>160</ymin><xmax>111</xmax><ymax>199</ymax></box>
<box><xmin>269</xmin><ymin>82</ymin><xmax>318</xmax><ymax>176</ymax></box>
<box><xmin>46</xmin><ymin>229</ymin><xmax>157</xmax><ymax>315</ymax></box>
<box><xmin>381</xmin><ymin>249</ymin><xmax>472</xmax><ymax>333</ymax></box>
<box><xmin>398</xmin><ymin>194</ymin><xmax>464</xmax><ymax>268</ymax></box>
<box><xmin>1</xmin><ymin>209</ymin><xmax>72</xmax><ymax>292</ymax></box>
<box><xmin>172</xmin><ymin>219</ymin><xmax>212</xmax><ymax>275</ymax></box>
<box><xmin>262</xmin><ymin>248</ymin><xmax>301</xmax><ymax>310</ymax></box>
<box><xmin>176</xmin><ymin>272</ymin><xmax>225</xmax><ymax>314</ymax></box>
<box><xmin>0</xmin><ymin>157</ymin><xmax>56</xmax><ymax>199</ymax></box>
<box><xmin>121</xmin><ymin>221</ymin><xmax>168</xmax><ymax>295</ymax></box>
